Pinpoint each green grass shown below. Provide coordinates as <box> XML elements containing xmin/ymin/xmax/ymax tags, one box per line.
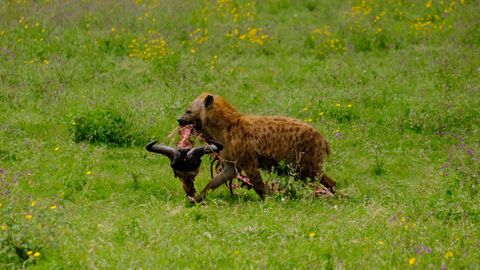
<box><xmin>1</xmin><ymin>0</ymin><xmax>479</xmax><ymax>268</ymax></box>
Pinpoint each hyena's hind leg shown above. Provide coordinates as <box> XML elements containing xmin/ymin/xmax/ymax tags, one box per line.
<box><xmin>300</xmin><ymin>158</ymin><xmax>336</xmax><ymax>193</ymax></box>
<box><xmin>304</xmin><ymin>164</ymin><xmax>336</xmax><ymax>194</ymax></box>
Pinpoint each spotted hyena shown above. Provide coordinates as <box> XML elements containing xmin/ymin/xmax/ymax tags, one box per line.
<box><xmin>178</xmin><ymin>93</ymin><xmax>336</xmax><ymax>202</ymax></box>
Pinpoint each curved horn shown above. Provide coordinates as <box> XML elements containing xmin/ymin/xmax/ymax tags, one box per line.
<box><xmin>187</xmin><ymin>141</ymin><xmax>223</xmax><ymax>160</ymax></box>
<box><xmin>205</xmin><ymin>140</ymin><xmax>223</xmax><ymax>153</ymax></box>
<box><xmin>146</xmin><ymin>141</ymin><xmax>179</xmax><ymax>161</ymax></box>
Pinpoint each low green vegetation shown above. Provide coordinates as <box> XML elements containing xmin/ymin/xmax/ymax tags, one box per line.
<box><xmin>1</xmin><ymin>0</ymin><xmax>479</xmax><ymax>268</ymax></box>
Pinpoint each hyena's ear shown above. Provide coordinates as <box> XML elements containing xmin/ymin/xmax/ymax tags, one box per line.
<box><xmin>204</xmin><ymin>95</ymin><xmax>214</xmax><ymax>109</ymax></box>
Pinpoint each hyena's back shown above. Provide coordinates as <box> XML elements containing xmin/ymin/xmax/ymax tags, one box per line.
<box><xmin>240</xmin><ymin>115</ymin><xmax>330</xmax><ymax>179</ymax></box>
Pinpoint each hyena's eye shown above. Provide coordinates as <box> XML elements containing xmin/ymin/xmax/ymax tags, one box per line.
<box><xmin>186</xmin><ymin>110</ymin><xmax>192</xmax><ymax>114</ymax></box>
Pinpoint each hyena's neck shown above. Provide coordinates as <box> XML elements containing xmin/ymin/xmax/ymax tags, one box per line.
<box><xmin>204</xmin><ymin>106</ymin><xmax>242</xmax><ymax>143</ymax></box>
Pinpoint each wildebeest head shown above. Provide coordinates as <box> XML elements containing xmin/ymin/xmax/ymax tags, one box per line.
<box><xmin>145</xmin><ymin>140</ymin><xmax>223</xmax><ymax>197</ymax></box>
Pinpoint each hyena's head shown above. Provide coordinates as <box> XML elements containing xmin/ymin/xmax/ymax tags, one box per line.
<box><xmin>177</xmin><ymin>93</ymin><xmax>215</xmax><ymax>131</ymax></box>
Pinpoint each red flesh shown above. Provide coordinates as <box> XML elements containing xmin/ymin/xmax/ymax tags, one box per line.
<box><xmin>237</xmin><ymin>174</ymin><xmax>254</xmax><ymax>187</ymax></box>
<box><xmin>313</xmin><ymin>185</ymin><xmax>334</xmax><ymax>197</ymax></box>
<box><xmin>177</xmin><ymin>125</ymin><xmax>194</xmax><ymax>149</ymax></box>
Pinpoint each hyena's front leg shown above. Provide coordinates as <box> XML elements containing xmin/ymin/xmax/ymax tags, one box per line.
<box><xmin>191</xmin><ymin>162</ymin><xmax>236</xmax><ymax>203</ymax></box>
<box><xmin>244</xmin><ymin>167</ymin><xmax>267</xmax><ymax>200</ymax></box>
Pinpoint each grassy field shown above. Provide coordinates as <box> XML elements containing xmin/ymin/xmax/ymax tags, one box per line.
<box><xmin>1</xmin><ymin>0</ymin><xmax>479</xmax><ymax>268</ymax></box>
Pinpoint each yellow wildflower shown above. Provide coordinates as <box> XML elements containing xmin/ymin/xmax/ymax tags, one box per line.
<box><xmin>309</xmin><ymin>232</ymin><xmax>316</xmax><ymax>238</ymax></box>
<box><xmin>43</xmin><ymin>59</ymin><xmax>49</xmax><ymax>65</ymax></box>
<box><xmin>408</xmin><ymin>257</ymin><xmax>416</xmax><ymax>265</ymax></box>
<box><xmin>445</xmin><ymin>250</ymin><xmax>453</xmax><ymax>259</ymax></box>
<box><xmin>319</xmin><ymin>112</ymin><xmax>325</xmax><ymax>116</ymax></box>
<box><xmin>347</xmin><ymin>104</ymin><xmax>352</xmax><ymax>108</ymax></box>
<box><xmin>50</xmin><ymin>205</ymin><xmax>57</xmax><ymax>210</ymax></box>
<box><xmin>33</xmin><ymin>251</ymin><xmax>40</xmax><ymax>257</ymax></box>
<box><xmin>377</xmin><ymin>241</ymin><xmax>384</xmax><ymax>245</ymax></box>
<box><xmin>31</xmin><ymin>201</ymin><xmax>36</xmax><ymax>207</ymax></box>
<box><xmin>190</xmin><ymin>48</ymin><xmax>196</xmax><ymax>54</ymax></box>
<box><xmin>27</xmin><ymin>250</ymin><xmax>33</xmax><ymax>256</ymax></box>
<box><xmin>25</xmin><ymin>214</ymin><xmax>33</xmax><ymax>220</ymax></box>
<box><xmin>1</xmin><ymin>224</ymin><xmax>7</xmax><ymax>230</ymax></box>
<box><xmin>86</xmin><ymin>171</ymin><xmax>92</xmax><ymax>175</ymax></box>
<box><xmin>55</xmin><ymin>146</ymin><xmax>60</xmax><ymax>151</ymax></box>
<box><xmin>335</xmin><ymin>103</ymin><xmax>341</xmax><ymax>107</ymax></box>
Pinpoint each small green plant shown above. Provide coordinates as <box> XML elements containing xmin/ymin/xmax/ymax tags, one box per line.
<box><xmin>263</xmin><ymin>161</ymin><xmax>315</xmax><ymax>201</ymax></box>
<box><xmin>68</xmin><ymin>108</ymin><xmax>142</xmax><ymax>147</ymax></box>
